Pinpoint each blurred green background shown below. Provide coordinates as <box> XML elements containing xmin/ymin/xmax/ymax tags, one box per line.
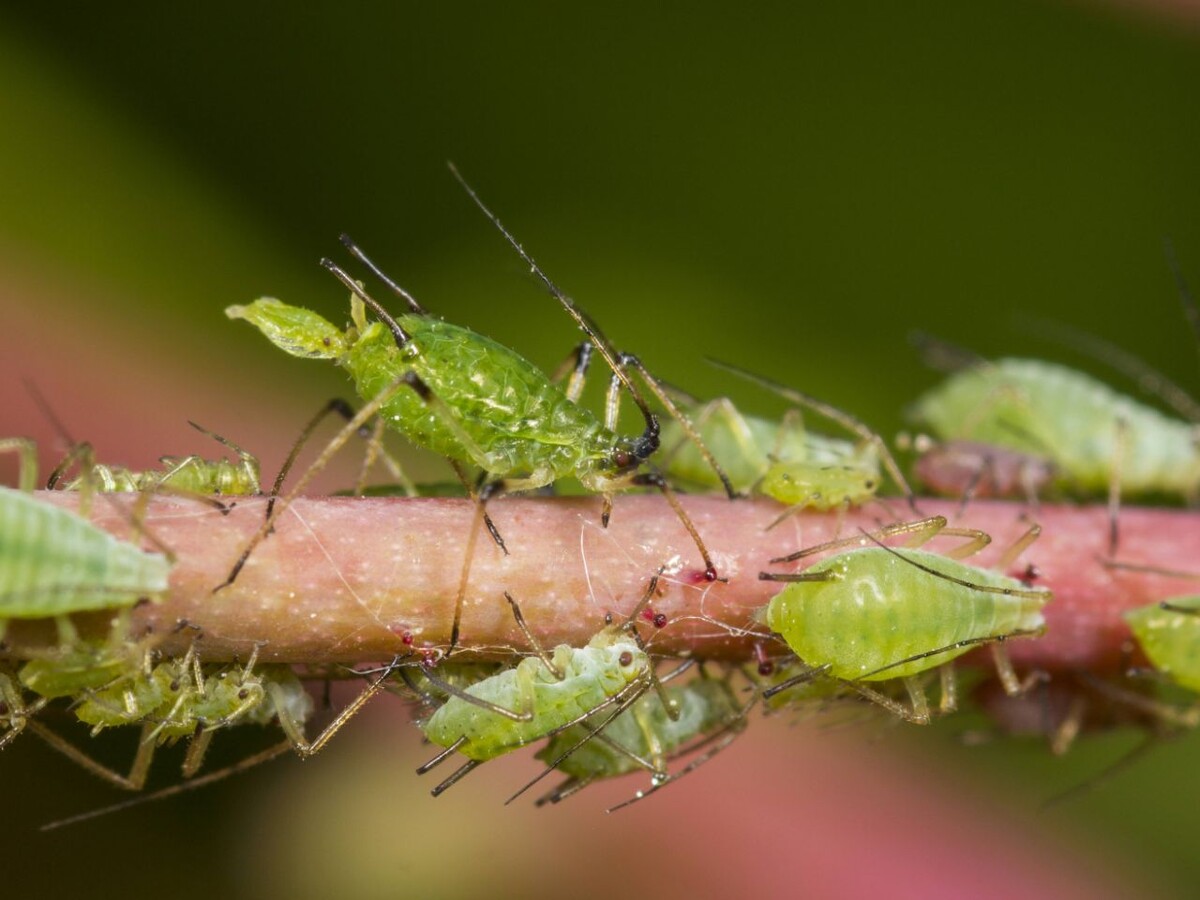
<box><xmin>1</xmin><ymin>2</ymin><xmax>1199</xmax><ymax>898</ymax></box>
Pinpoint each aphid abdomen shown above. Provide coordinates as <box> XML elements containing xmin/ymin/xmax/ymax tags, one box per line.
<box><xmin>346</xmin><ymin>319</ymin><xmax>608</xmax><ymax>481</ymax></box>
<box><xmin>0</xmin><ymin>488</ymin><xmax>170</xmax><ymax>618</ymax></box>
<box><xmin>767</xmin><ymin>548</ymin><xmax>1046</xmax><ymax>681</ymax></box>
<box><xmin>1124</xmin><ymin>597</ymin><xmax>1200</xmax><ymax>694</ymax></box>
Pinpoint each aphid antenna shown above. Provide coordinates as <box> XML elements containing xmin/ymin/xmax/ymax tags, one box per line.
<box><xmin>337</xmin><ymin>234</ymin><xmax>428</xmax><ymax>315</ymax></box>
<box><xmin>1040</xmin><ymin>733</ymin><xmax>1163</xmax><ymax>811</ymax></box>
<box><xmin>21</xmin><ymin>380</ymin><xmax>177</xmax><ymax>560</ymax></box>
<box><xmin>1100</xmin><ymin>557</ymin><xmax>1200</xmax><ymax>580</ymax></box>
<box><xmin>446</xmin><ymin>162</ymin><xmax>746</xmax><ymax>496</ymax></box>
<box><xmin>1163</xmin><ymin>238</ymin><xmax>1200</xmax><ymax>380</ymax></box>
<box><xmin>856</xmin><ymin>628</ymin><xmax>1045</xmax><ymax>683</ymax></box>
<box><xmin>767</xmin><ymin>515</ymin><xmax>951</xmax><ymax>566</ymax></box>
<box><xmin>761</xmin><ymin>663</ymin><xmax>833</xmax><ymax>702</ymax></box>
<box><xmin>857</xmin><ymin>528</ymin><xmax>1050</xmax><ymax>602</ymax></box>
<box><xmin>705</xmin><ymin>358</ymin><xmax>918</xmax><ymax>513</ymax></box>
<box><xmin>39</xmin><ymin>740</ymin><xmax>294</xmax><ymax>832</ymax></box>
<box><xmin>320</xmin><ymin>258</ymin><xmax>412</xmax><ymax>346</ymax></box>
<box><xmin>1013</xmin><ymin>311</ymin><xmax>1200</xmax><ymax>423</ymax></box>
<box><xmin>907</xmin><ymin>330</ymin><xmax>987</xmax><ymax>373</ymax></box>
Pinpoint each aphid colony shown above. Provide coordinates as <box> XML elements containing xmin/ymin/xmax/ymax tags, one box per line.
<box><xmin>2</xmin><ymin>177</ymin><xmax>1194</xmax><ymax>822</ymax></box>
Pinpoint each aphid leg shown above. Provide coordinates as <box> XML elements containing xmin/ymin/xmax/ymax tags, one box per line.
<box><xmin>841</xmin><ymin>678</ymin><xmax>930</xmax><ymax>725</ymax></box>
<box><xmin>39</xmin><ymin>741</ymin><xmax>294</xmax><ymax>832</ymax></box>
<box><xmin>46</xmin><ymin>441</ymin><xmax>104</xmax><ymax>512</ymax></box>
<box><xmin>417</xmin><ymin>663</ymin><xmax>535</xmax><ymax>723</ymax></box>
<box><xmin>989</xmin><ymin>643</ymin><xmax>1046</xmax><ymax>697</ymax></box>
<box><xmin>607</xmin><ymin>698</ymin><xmax>754</xmax><ymax>814</ymax></box>
<box><xmin>993</xmin><ymin>522</ymin><xmax>1042</xmax><ymax>571</ymax></box>
<box><xmin>504</xmin><ymin>593</ymin><xmax>563</xmax><ymax>679</ymax></box>
<box><xmin>760</xmin><ymin>664</ymin><xmax>832</xmax><ymax>702</ymax></box>
<box><xmin>216</xmin><ymin>376</ymin><xmax>414</xmax><ymax>591</ymax></box>
<box><xmin>769</xmin><ymin>515</ymin><xmax>951</xmax><ymax>565</ymax></box>
<box><xmin>0</xmin><ymin>670</ymin><xmax>47</xmax><ymax>750</ymax></box>
<box><xmin>447</xmin><ymin>494</ymin><xmax>486</xmax><ymax>655</ymax></box>
<box><xmin>1049</xmin><ymin>692</ymin><xmax>1088</xmax><ymax>756</ymax></box>
<box><xmin>1073</xmin><ymin>670</ymin><xmax>1200</xmax><ymax>729</ymax></box>
<box><xmin>0</xmin><ymin>437</ymin><xmax>39</xmax><ymax>492</ymax></box>
<box><xmin>548</xmin><ymin>340</ymin><xmax>595</xmax><ymax>403</ymax></box>
<box><xmin>938</xmin><ymin>663</ymin><xmax>958</xmax><ymax>715</ymax></box>
<box><xmin>415</xmin><ymin>736</ymin><xmax>467</xmax><ymax>775</ymax></box>
<box><xmin>186</xmin><ymin>420</ymin><xmax>262</xmax><ymax>492</ymax></box>
<box><xmin>706</xmin><ymin>358</ymin><xmax>919</xmax><ymax>513</ymax></box>
<box><xmin>1107</xmin><ymin>415</ymin><xmax>1128</xmax><ymax>557</ymax></box>
<box><xmin>28</xmin><ymin>719</ymin><xmax>158</xmax><ymax>791</ymax></box>
<box><xmin>266</xmin><ymin>667</ymin><xmax>392</xmax><ymax>760</ymax></box>
<box><xmin>535</xmin><ymin>776</ymin><xmax>591</xmax><ymax>807</ymax></box>
<box><xmin>613</xmin><ymin>353</ymin><xmax>737</xmax><ymax>499</ymax></box>
<box><xmin>430</xmin><ymin>759</ymin><xmax>483</xmax><ymax>797</ymax></box>
<box><xmin>628</xmin><ymin>469</ymin><xmax>719</xmax><ymax>582</ymax></box>
<box><xmin>337</xmin><ymin>234</ymin><xmax>427</xmax><ymax>315</ymax></box>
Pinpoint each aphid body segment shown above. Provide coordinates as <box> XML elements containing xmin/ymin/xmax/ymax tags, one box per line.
<box><xmin>763</xmin><ymin>547</ymin><xmax>1049</xmax><ymax>681</ymax></box>
<box><xmin>661</xmin><ymin>398</ymin><xmax>880</xmax><ymax>511</ymax></box>
<box><xmin>420</xmin><ymin>622</ymin><xmax>650</xmax><ymax>762</ymax></box>
<box><xmin>910</xmin><ymin>358</ymin><xmax>1200</xmax><ymax>498</ymax></box>
<box><xmin>0</xmin><ymin>486</ymin><xmax>170</xmax><ymax>625</ymax></box>
<box><xmin>536</xmin><ymin>675</ymin><xmax>742</xmax><ymax>791</ymax></box>
<box><xmin>1124</xmin><ymin>597</ymin><xmax>1200</xmax><ymax>694</ymax></box>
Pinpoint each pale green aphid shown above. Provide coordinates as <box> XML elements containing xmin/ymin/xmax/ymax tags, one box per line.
<box><xmin>1124</xmin><ymin>597</ymin><xmax>1200</xmax><ymax>704</ymax></box>
<box><xmin>910</xmin><ymin>358</ymin><xmax>1200</xmax><ymax>499</ymax></box>
<box><xmin>760</xmin><ymin>516</ymin><xmax>1050</xmax><ymax>723</ymax></box>
<box><xmin>659</xmin><ymin>394</ymin><xmax>882</xmax><ymax>514</ymax></box>
<box><xmin>414</xmin><ymin>575</ymin><xmax>666</xmax><ymax>797</ymax></box>
<box><xmin>31</xmin><ymin>644</ymin><xmax>317</xmax><ymax>794</ymax></box>
<box><xmin>532</xmin><ymin>673</ymin><xmax>747</xmax><ymax>809</ymax></box>
<box><xmin>0</xmin><ymin>438</ymin><xmax>171</xmax><ymax>636</ymax></box>
<box><xmin>50</xmin><ymin>422</ymin><xmax>261</xmax><ymax>497</ymax></box>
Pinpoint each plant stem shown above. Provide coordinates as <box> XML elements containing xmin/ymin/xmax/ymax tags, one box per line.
<box><xmin>6</xmin><ymin>492</ymin><xmax>1198</xmax><ymax>672</ymax></box>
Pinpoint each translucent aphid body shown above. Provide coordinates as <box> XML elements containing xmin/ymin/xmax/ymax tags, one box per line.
<box><xmin>0</xmin><ymin>486</ymin><xmax>170</xmax><ymax>624</ymax></box>
<box><xmin>764</xmin><ymin>547</ymin><xmax>1048</xmax><ymax>681</ymax></box>
<box><xmin>420</xmin><ymin>624</ymin><xmax>649</xmax><ymax>763</ymax></box>
<box><xmin>660</xmin><ymin>397</ymin><xmax>880</xmax><ymax>511</ymax></box>
<box><xmin>54</xmin><ymin>433</ymin><xmax>260</xmax><ymax>497</ymax></box>
<box><xmin>1124</xmin><ymin>597</ymin><xmax>1200</xmax><ymax>694</ymax></box>
<box><xmin>910</xmin><ymin>358</ymin><xmax>1200</xmax><ymax>498</ymax></box>
<box><xmin>535</xmin><ymin>676</ymin><xmax>742</xmax><ymax>796</ymax></box>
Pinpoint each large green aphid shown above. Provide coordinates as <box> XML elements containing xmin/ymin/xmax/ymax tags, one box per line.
<box><xmin>532</xmin><ymin>672</ymin><xmax>748</xmax><ymax>810</ymax></box>
<box><xmin>413</xmin><ymin>573</ymin><xmax>667</xmax><ymax>797</ymax></box>
<box><xmin>760</xmin><ymin>516</ymin><xmax>1050</xmax><ymax>723</ymax></box>
<box><xmin>910</xmin><ymin>357</ymin><xmax>1200</xmax><ymax>500</ymax></box>
<box><xmin>659</xmin><ymin>394</ymin><xmax>882</xmax><ymax>516</ymax></box>
<box><xmin>224</xmin><ymin>173</ymin><xmax>735</xmax><ymax>596</ymax></box>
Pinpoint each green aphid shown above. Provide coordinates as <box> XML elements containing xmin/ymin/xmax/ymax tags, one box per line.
<box><xmin>910</xmin><ymin>358</ymin><xmax>1200</xmax><ymax>499</ymax></box>
<box><xmin>1125</xmin><ymin>597</ymin><xmax>1200</xmax><ymax>697</ymax></box>
<box><xmin>533</xmin><ymin>674</ymin><xmax>747</xmax><ymax>809</ymax></box>
<box><xmin>225</xmin><ymin>179</ymin><xmax>734</xmax><ymax>593</ymax></box>
<box><xmin>414</xmin><ymin>574</ymin><xmax>666</xmax><ymax>796</ymax></box>
<box><xmin>0</xmin><ymin>485</ymin><xmax>170</xmax><ymax>630</ymax></box>
<box><xmin>50</xmin><ymin>422</ymin><xmax>261</xmax><ymax>498</ymax></box>
<box><xmin>760</xmin><ymin>516</ymin><xmax>1050</xmax><ymax>723</ymax></box>
<box><xmin>659</xmin><ymin>395</ymin><xmax>882</xmax><ymax>514</ymax></box>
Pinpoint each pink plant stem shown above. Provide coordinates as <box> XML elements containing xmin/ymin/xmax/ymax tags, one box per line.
<box><xmin>7</xmin><ymin>492</ymin><xmax>1199</xmax><ymax>671</ymax></box>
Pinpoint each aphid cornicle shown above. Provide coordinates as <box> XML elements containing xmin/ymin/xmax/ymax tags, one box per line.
<box><xmin>909</xmin><ymin>357</ymin><xmax>1200</xmax><ymax>500</ymax></box>
<box><xmin>411</xmin><ymin>573</ymin><xmax>669</xmax><ymax>797</ymax></box>
<box><xmin>224</xmin><ymin>169</ymin><xmax>734</xmax><ymax>601</ymax></box>
<box><xmin>759</xmin><ymin>516</ymin><xmax>1051</xmax><ymax>723</ymax></box>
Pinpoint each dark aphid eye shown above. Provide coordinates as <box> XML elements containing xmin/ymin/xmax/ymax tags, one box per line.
<box><xmin>0</xmin><ymin>702</ymin><xmax>9</xmax><ymax>716</ymax></box>
<box><xmin>618</xmin><ymin>651</ymin><xmax>633</xmax><ymax>667</ymax></box>
<box><xmin>238</xmin><ymin>688</ymin><xmax>250</xmax><ymax>700</ymax></box>
<box><xmin>613</xmin><ymin>450</ymin><xmax>633</xmax><ymax>468</ymax></box>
